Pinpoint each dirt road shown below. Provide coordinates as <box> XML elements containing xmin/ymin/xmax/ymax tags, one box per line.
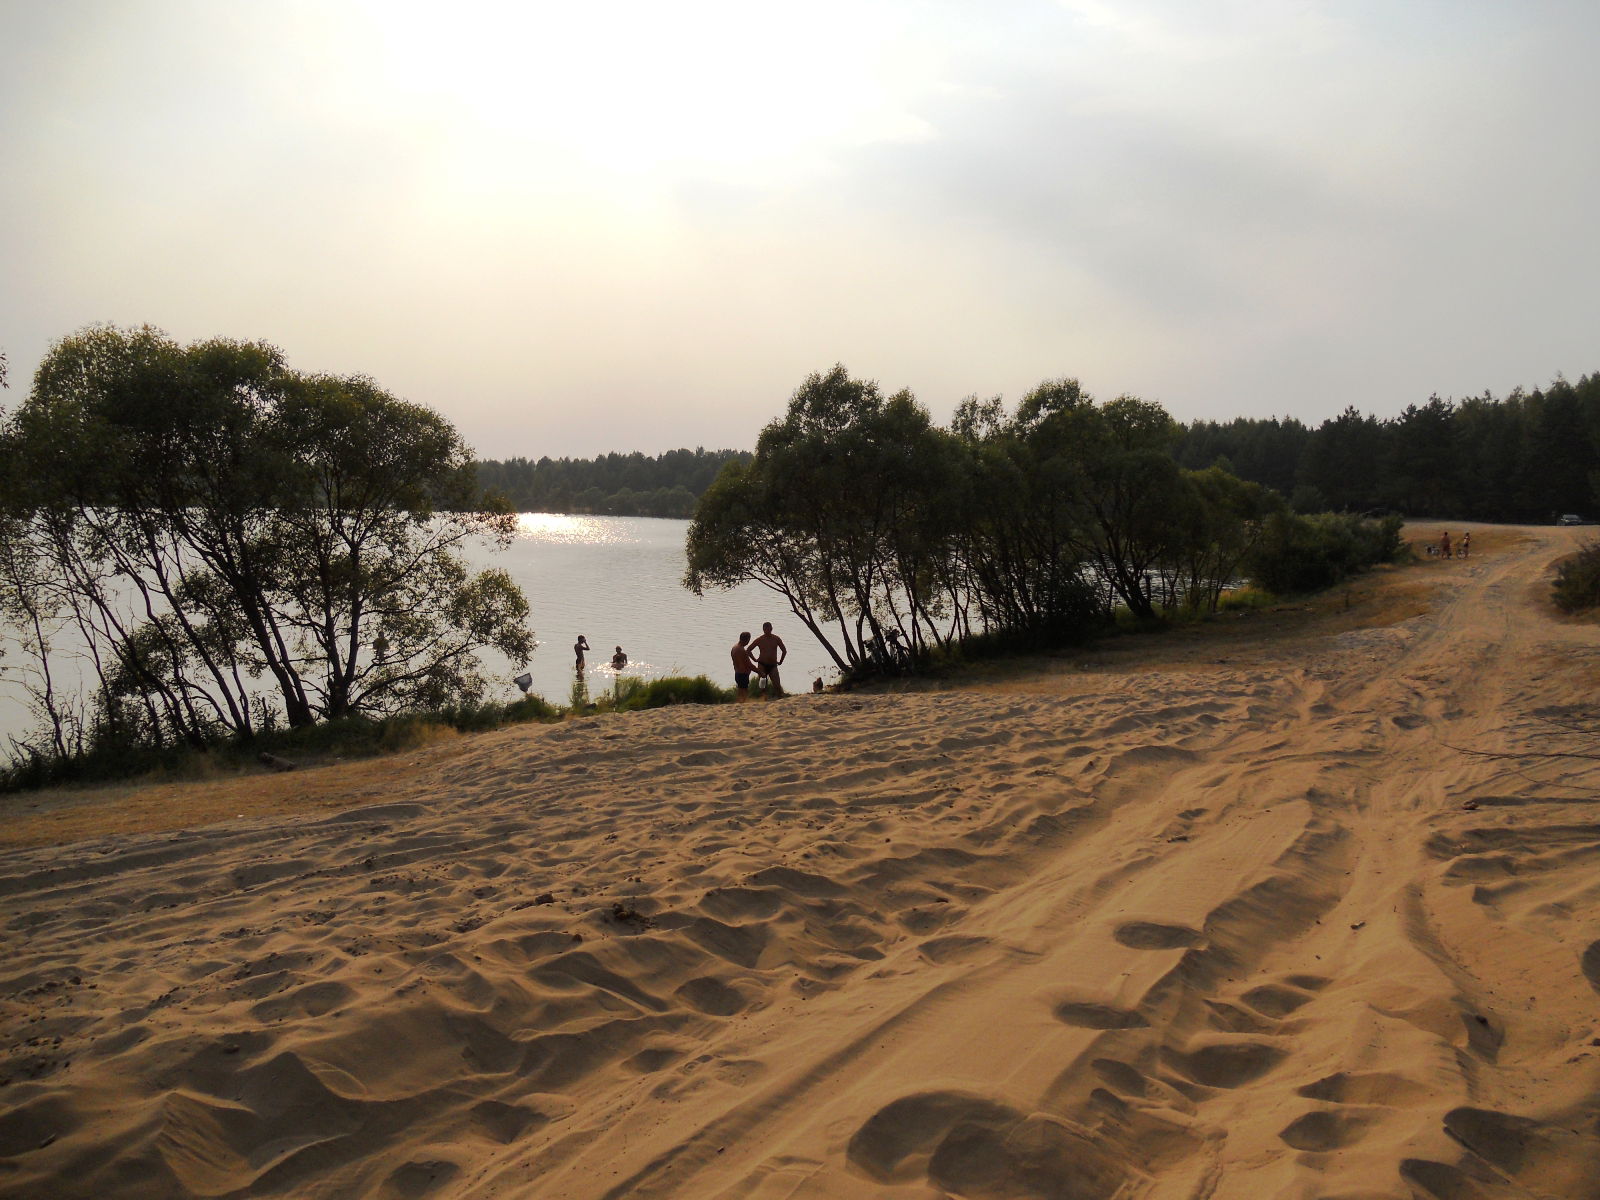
<box><xmin>3</xmin><ymin>525</ymin><xmax>1598</xmax><ymax>1199</ymax></box>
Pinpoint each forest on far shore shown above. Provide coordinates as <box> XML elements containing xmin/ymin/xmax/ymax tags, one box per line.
<box><xmin>473</xmin><ymin>449</ymin><xmax>750</xmax><ymax>518</ymax></box>
<box><xmin>477</xmin><ymin>373</ymin><xmax>1600</xmax><ymax>524</ymax></box>
<box><xmin>1174</xmin><ymin>373</ymin><xmax>1600</xmax><ymax>522</ymax></box>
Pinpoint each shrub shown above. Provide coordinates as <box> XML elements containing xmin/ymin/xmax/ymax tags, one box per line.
<box><xmin>1553</xmin><ymin>541</ymin><xmax>1600</xmax><ymax>613</ymax></box>
<box><xmin>1244</xmin><ymin>512</ymin><xmax>1403</xmax><ymax>594</ymax></box>
<box><xmin>506</xmin><ymin>693</ymin><xmax>561</xmax><ymax>721</ymax></box>
<box><xmin>606</xmin><ymin>674</ymin><xmax>733</xmax><ymax>711</ymax></box>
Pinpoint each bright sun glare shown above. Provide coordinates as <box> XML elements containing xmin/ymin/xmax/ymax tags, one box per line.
<box><xmin>351</xmin><ymin>1</ymin><xmax>931</xmax><ymax>179</ymax></box>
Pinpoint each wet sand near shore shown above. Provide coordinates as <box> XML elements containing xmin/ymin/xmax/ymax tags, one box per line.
<box><xmin>3</xmin><ymin>522</ymin><xmax>1599</xmax><ymax>1198</ymax></box>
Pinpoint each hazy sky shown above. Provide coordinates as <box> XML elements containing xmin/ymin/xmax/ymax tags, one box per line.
<box><xmin>3</xmin><ymin>1</ymin><xmax>1597</xmax><ymax>459</ymax></box>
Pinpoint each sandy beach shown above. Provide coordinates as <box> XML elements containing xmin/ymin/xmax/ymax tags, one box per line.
<box><xmin>3</xmin><ymin>523</ymin><xmax>1599</xmax><ymax>1199</ymax></box>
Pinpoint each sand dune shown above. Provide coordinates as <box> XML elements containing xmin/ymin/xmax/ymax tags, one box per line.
<box><xmin>3</xmin><ymin>524</ymin><xmax>1600</xmax><ymax>1198</ymax></box>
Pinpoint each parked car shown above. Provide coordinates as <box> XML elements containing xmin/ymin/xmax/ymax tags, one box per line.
<box><xmin>1557</xmin><ymin>514</ymin><xmax>1589</xmax><ymax>525</ymax></box>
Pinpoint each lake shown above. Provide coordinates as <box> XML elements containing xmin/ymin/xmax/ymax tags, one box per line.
<box><xmin>0</xmin><ymin>514</ymin><xmax>818</xmax><ymax>748</ymax></box>
<box><xmin>487</xmin><ymin>513</ymin><xmax>823</xmax><ymax>701</ymax></box>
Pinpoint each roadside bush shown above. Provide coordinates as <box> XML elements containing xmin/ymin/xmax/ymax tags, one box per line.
<box><xmin>1244</xmin><ymin>512</ymin><xmax>1403</xmax><ymax>594</ymax></box>
<box><xmin>1553</xmin><ymin>542</ymin><xmax>1600</xmax><ymax>612</ymax></box>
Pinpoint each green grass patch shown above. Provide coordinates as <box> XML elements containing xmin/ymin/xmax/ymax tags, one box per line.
<box><xmin>598</xmin><ymin>674</ymin><xmax>735</xmax><ymax>711</ymax></box>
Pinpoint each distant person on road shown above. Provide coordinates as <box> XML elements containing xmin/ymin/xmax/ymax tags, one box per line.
<box><xmin>1440</xmin><ymin>531</ymin><xmax>1452</xmax><ymax>559</ymax></box>
<box><xmin>611</xmin><ymin>646</ymin><xmax>628</xmax><ymax>669</ymax></box>
<box><xmin>750</xmin><ymin>622</ymin><xmax>787</xmax><ymax>696</ymax></box>
<box><xmin>731</xmin><ymin>631</ymin><xmax>755</xmax><ymax>700</ymax></box>
<box><xmin>574</xmin><ymin>634</ymin><xmax>591</xmax><ymax>671</ymax></box>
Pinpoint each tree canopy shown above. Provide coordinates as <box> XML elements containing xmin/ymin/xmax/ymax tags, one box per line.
<box><xmin>1176</xmin><ymin>374</ymin><xmax>1600</xmax><ymax>521</ymax></box>
<box><xmin>0</xmin><ymin>325</ymin><xmax>533</xmax><ymax>765</ymax></box>
<box><xmin>686</xmin><ymin>366</ymin><xmax>1398</xmax><ymax>678</ymax></box>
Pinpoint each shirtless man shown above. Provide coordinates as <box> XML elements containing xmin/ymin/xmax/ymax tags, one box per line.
<box><xmin>574</xmin><ymin>634</ymin><xmax>591</xmax><ymax>672</ymax></box>
<box><xmin>749</xmin><ymin>622</ymin><xmax>787</xmax><ymax>696</ymax></box>
<box><xmin>730</xmin><ymin>631</ymin><xmax>755</xmax><ymax>700</ymax></box>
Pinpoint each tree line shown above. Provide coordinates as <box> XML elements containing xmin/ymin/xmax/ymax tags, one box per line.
<box><xmin>686</xmin><ymin>366</ymin><xmax>1401</xmax><ymax>678</ymax></box>
<box><xmin>0</xmin><ymin>325</ymin><xmax>534</xmax><ymax>776</ymax></box>
<box><xmin>474</xmin><ymin>449</ymin><xmax>750</xmax><ymax>518</ymax></box>
<box><xmin>1176</xmin><ymin>373</ymin><xmax>1600</xmax><ymax>521</ymax></box>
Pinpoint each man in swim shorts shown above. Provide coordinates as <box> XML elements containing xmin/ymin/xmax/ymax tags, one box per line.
<box><xmin>730</xmin><ymin>631</ymin><xmax>755</xmax><ymax>700</ymax></box>
<box><xmin>574</xmin><ymin>634</ymin><xmax>590</xmax><ymax>671</ymax></box>
<box><xmin>749</xmin><ymin>621</ymin><xmax>787</xmax><ymax>696</ymax></box>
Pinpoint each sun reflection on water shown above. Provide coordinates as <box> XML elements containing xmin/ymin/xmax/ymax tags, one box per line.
<box><xmin>515</xmin><ymin>512</ymin><xmax>626</xmax><ymax>545</ymax></box>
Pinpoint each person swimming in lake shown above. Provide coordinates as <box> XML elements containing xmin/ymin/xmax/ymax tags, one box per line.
<box><xmin>731</xmin><ymin>631</ymin><xmax>755</xmax><ymax>700</ymax></box>
<box><xmin>611</xmin><ymin>646</ymin><xmax>628</xmax><ymax>669</ymax></box>
<box><xmin>574</xmin><ymin>634</ymin><xmax>591</xmax><ymax>672</ymax></box>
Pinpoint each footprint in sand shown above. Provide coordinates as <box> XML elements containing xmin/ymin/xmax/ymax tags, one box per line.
<box><xmin>1278</xmin><ymin>1108</ymin><xmax>1379</xmax><ymax>1151</ymax></box>
<box><xmin>674</xmin><ymin>975</ymin><xmax>751</xmax><ymax>1016</ymax></box>
<box><xmin>1167</xmin><ymin>1040</ymin><xmax>1286</xmax><ymax>1088</ymax></box>
<box><xmin>382</xmin><ymin>1159</ymin><xmax>459</xmax><ymax>1197</ymax></box>
<box><xmin>918</xmin><ymin>935</ymin><xmax>994</xmax><ymax>964</ymax></box>
<box><xmin>1581</xmin><ymin>939</ymin><xmax>1600</xmax><ymax>996</ymax></box>
<box><xmin>1239</xmin><ymin>982</ymin><xmax>1314</xmax><ymax>1018</ymax></box>
<box><xmin>1052</xmin><ymin>999</ymin><xmax>1150</xmax><ymax>1029</ymax></box>
<box><xmin>1113</xmin><ymin>921</ymin><xmax>1203</xmax><ymax>950</ymax></box>
<box><xmin>1297</xmin><ymin>1070</ymin><xmax>1434</xmax><ymax>1111</ymax></box>
<box><xmin>847</xmin><ymin>1090</ymin><xmax>1130</xmax><ymax>1197</ymax></box>
<box><xmin>623</xmin><ymin>1046</ymin><xmax>685</xmax><ymax>1074</ymax></box>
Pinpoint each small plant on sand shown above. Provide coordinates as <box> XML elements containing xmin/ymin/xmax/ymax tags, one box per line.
<box><xmin>598</xmin><ymin>674</ymin><xmax>733</xmax><ymax>712</ymax></box>
<box><xmin>1217</xmin><ymin>586</ymin><xmax>1276</xmax><ymax>613</ymax></box>
<box><xmin>1553</xmin><ymin>541</ymin><xmax>1600</xmax><ymax>613</ymax></box>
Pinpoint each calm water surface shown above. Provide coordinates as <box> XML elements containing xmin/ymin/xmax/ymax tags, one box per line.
<box><xmin>0</xmin><ymin>515</ymin><xmax>822</xmax><ymax>746</ymax></box>
<box><xmin>492</xmin><ymin>514</ymin><xmax>825</xmax><ymax>703</ymax></box>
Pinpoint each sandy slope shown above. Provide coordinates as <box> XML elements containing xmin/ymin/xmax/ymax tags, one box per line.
<box><xmin>3</xmin><ymin>525</ymin><xmax>1599</xmax><ymax>1199</ymax></box>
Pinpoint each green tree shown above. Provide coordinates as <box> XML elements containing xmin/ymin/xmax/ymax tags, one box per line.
<box><xmin>686</xmin><ymin>365</ymin><xmax>964</xmax><ymax>673</ymax></box>
<box><xmin>1383</xmin><ymin>396</ymin><xmax>1458</xmax><ymax>515</ymax></box>
<box><xmin>1</xmin><ymin>325</ymin><xmax>533</xmax><ymax>754</ymax></box>
<box><xmin>1519</xmin><ymin>381</ymin><xmax>1594</xmax><ymax>519</ymax></box>
<box><xmin>1008</xmin><ymin>382</ymin><xmax>1186</xmax><ymax>620</ymax></box>
<box><xmin>950</xmin><ymin>391</ymin><xmax>1098</xmax><ymax>637</ymax></box>
<box><xmin>1301</xmin><ymin>406</ymin><xmax>1385</xmax><ymax>512</ymax></box>
<box><xmin>1163</xmin><ymin>467</ymin><xmax>1282</xmax><ymax>612</ymax></box>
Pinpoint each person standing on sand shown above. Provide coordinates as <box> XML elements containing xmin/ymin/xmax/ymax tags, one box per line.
<box><xmin>574</xmin><ymin>634</ymin><xmax>590</xmax><ymax>672</ymax></box>
<box><xmin>1440</xmin><ymin>531</ymin><xmax>1452</xmax><ymax>559</ymax></box>
<box><xmin>749</xmin><ymin>621</ymin><xmax>787</xmax><ymax>696</ymax></box>
<box><xmin>731</xmin><ymin>631</ymin><xmax>755</xmax><ymax>700</ymax></box>
<box><xmin>1460</xmin><ymin>531</ymin><xmax>1471</xmax><ymax>558</ymax></box>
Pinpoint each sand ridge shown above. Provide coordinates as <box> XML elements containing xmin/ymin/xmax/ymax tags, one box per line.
<box><xmin>3</xmin><ymin>525</ymin><xmax>1600</xmax><ymax>1198</ymax></box>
